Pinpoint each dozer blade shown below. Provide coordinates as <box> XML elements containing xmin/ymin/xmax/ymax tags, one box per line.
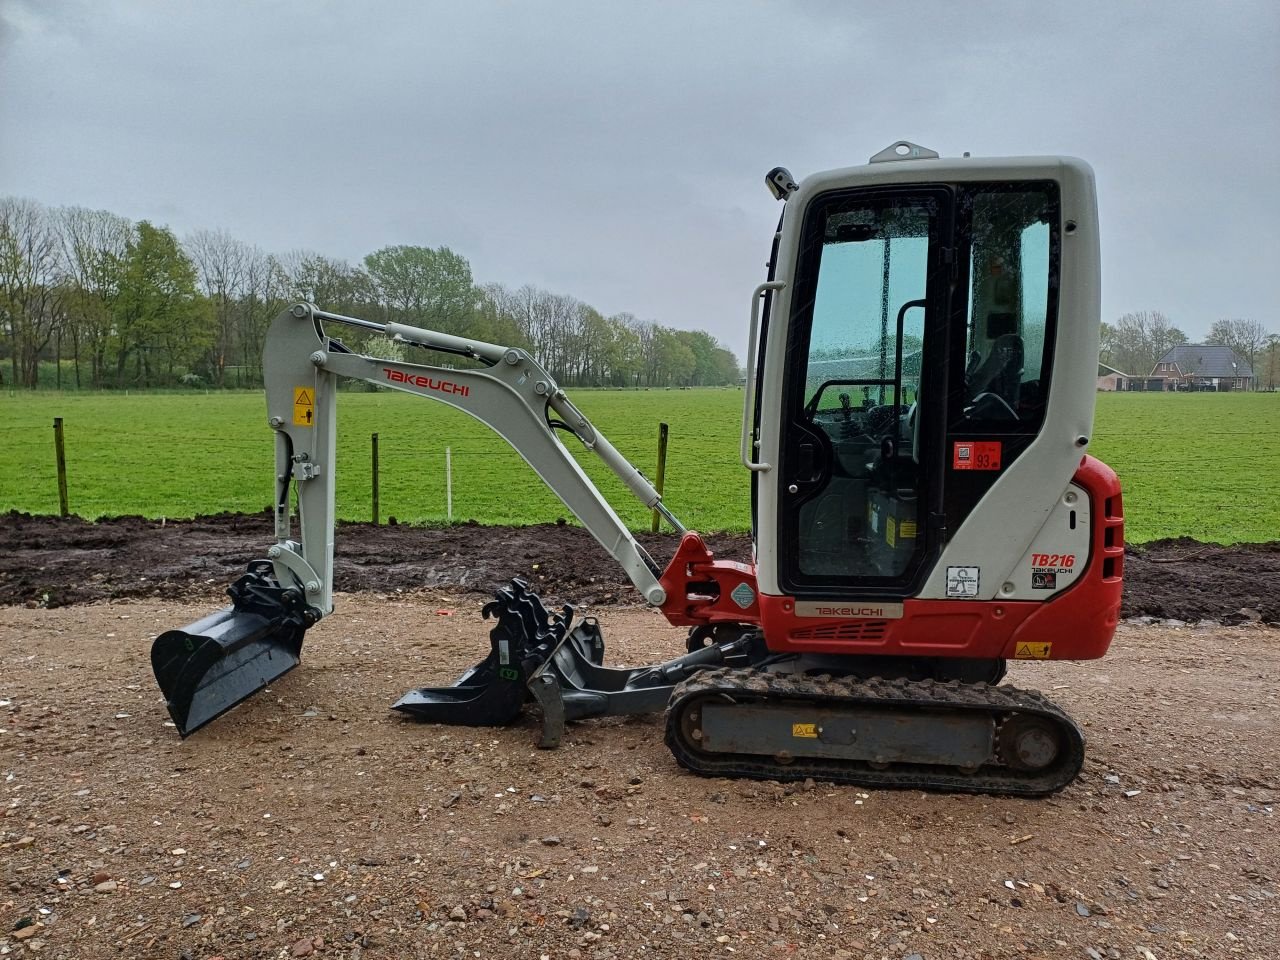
<box><xmin>151</xmin><ymin>565</ymin><xmax>318</xmax><ymax>737</ymax></box>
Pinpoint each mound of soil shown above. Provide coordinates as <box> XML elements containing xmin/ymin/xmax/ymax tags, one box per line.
<box><xmin>1</xmin><ymin>511</ymin><xmax>1276</xmax><ymax>623</ymax></box>
<box><xmin>1123</xmin><ymin>537</ymin><xmax>1279</xmax><ymax>623</ymax></box>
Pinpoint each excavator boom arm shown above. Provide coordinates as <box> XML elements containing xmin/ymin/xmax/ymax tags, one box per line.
<box><xmin>266</xmin><ymin>303</ymin><xmax>675</xmax><ymax>613</ymax></box>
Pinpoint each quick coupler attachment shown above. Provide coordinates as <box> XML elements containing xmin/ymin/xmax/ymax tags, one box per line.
<box><xmin>151</xmin><ymin>563</ymin><xmax>319</xmax><ymax>737</ymax></box>
<box><xmin>392</xmin><ymin>578</ymin><xmax>761</xmax><ymax>743</ymax></box>
<box><xmin>392</xmin><ymin>579</ymin><xmax>576</xmax><ymax>726</ymax></box>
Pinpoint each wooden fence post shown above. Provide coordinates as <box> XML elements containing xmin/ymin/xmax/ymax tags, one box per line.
<box><xmin>53</xmin><ymin>417</ymin><xmax>69</xmax><ymax>518</ymax></box>
<box><xmin>371</xmin><ymin>433</ymin><xmax>380</xmax><ymax>525</ymax></box>
<box><xmin>446</xmin><ymin>447</ymin><xmax>453</xmax><ymax>521</ymax></box>
<box><xmin>651</xmin><ymin>422</ymin><xmax>669</xmax><ymax>533</ymax></box>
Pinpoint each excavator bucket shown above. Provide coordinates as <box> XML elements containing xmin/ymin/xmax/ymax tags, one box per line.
<box><xmin>151</xmin><ymin>565</ymin><xmax>317</xmax><ymax>737</ymax></box>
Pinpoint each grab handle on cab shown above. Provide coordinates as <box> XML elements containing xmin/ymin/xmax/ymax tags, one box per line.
<box><xmin>741</xmin><ymin>281</ymin><xmax>785</xmax><ymax>472</ymax></box>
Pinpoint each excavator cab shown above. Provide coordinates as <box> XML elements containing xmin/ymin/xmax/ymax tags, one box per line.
<box><xmin>769</xmin><ymin>178</ymin><xmax>1061</xmax><ymax>592</ymax></box>
<box><xmin>749</xmin><ymin>146</ymin><xmax>1111</xmax><ymax>635</ymax></box>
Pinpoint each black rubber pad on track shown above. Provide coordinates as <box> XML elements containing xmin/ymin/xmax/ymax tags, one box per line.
<box><xmin>664</xmin><ymin>668</ymin><xmax>1085</xmax><ymax>797</ymax></box>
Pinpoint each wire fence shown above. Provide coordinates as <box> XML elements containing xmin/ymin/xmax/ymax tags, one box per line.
<box><xmin>3</xmin><ymin>391</ymin><xmax>1277</xmax><ymax>541</ymax></box>
<box><xmin>1</xmin><ymin>413</ymin><xmax>713</xmax><ymax>530</ymax></box>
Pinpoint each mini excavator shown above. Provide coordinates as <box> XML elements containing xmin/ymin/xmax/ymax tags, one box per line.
<box><xmin>152</xmin><ymin>142</ymin><xmax>1124</xmax><ymax>796</ymax></box>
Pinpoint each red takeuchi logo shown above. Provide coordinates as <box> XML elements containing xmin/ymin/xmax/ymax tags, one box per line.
<box><xmin>383</xmin><ymin>368</ymin><xmax>470</xmax><ymax>397</ymax></box>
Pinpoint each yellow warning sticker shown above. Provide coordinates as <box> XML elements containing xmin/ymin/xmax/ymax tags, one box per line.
<box><xmin>886</xmin><ymin>517</ymin><xmax>896</xmax><ymax>548</ymax></box>
<box><xmin>293</xmin><ymin>387</ymin><xmax>314</xmax><ymax>426</ymax></box>
<box><xmin>1014</xmin><ymin>642</ymin><xmax>1052</xmax><ymax>660</ymax></box>
<box><xmin>791</xmin><ymin>723</ymin><xmax>818</xmax><ymax>739</ymax></box>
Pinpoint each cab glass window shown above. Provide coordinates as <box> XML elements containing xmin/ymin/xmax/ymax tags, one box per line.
<box><xmin>806</xmin><ymin>202</ymin><xmax>929</xmax><ymax>414</ymax></box>
<box><xmin>959</xmin><ymin>184</ymin><xmax>1059</xmax><ymax>426</ymax></box>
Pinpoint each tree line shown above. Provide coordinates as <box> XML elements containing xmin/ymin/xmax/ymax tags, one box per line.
<box><xmin>0</xmin><ymin>197</ymin><xmax>742</xmax><ymax>390</ymax></box>
<box><xmin>1100</xmin><ymin>311</ymin><xmax>1277</xmax><ymax>388</ymax></box>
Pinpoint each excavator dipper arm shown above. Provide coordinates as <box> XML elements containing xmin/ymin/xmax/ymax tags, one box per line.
<box><xmin>267</xmin><ymin>303</ymin><xmax>676</xmax><ymax>611</ymax></box>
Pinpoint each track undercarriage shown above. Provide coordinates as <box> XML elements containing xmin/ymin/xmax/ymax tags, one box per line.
<box><xmin>665</xmin><ymin>669</ymin><xmax>1084</xmax><ymax>796</ymax></box>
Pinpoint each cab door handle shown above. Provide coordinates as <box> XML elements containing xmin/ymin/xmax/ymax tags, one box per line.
<box><xmin>797</xmin><ymin>442</ymin><xmax>817</xmax><ymax>480</ymax></box>
<box><xmin>740</xmin><ymin>281</ymin><xmax>785</xmax><ymax>472</ymax></box>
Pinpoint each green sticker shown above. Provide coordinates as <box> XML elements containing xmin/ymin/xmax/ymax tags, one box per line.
<box><xmin>499</xmin><ymin>667</ymin><xmax>520</xmax><ymax>682</ymax></box>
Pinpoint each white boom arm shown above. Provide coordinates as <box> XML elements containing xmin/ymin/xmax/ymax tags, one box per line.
<box><xmin>260</xmin><ymin>303</ymin><xmax>679</xmax><ymax>618</ymax></box>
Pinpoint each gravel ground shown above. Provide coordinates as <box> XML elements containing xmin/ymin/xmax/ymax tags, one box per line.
<box><xmin>1</xmin><ymin>596</ymin><xmax>1276</xmax><ymax>960</ymax></box>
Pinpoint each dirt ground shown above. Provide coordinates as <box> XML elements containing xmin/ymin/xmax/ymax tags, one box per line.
<box><xmin>2</xmin><ymin>512</ymin><xmax>1279</xmax><ymax>624</ymax></box>
<box><xmin>1</xmin><ymin>596</ymin><xmax>1277</xmax><ymax>960</ymax></box>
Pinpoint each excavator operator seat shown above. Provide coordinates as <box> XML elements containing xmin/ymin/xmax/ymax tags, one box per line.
<box><xmin>966</xmin><ymin>333</ymin><xmax>1024</xmax><ymax>415</ymax></box>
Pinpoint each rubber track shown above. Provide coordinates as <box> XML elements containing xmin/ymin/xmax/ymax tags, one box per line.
<box><xmin>663</xmin><ymin>667</ymin><xmax>1085</xmax><ymax>796</ymax></box>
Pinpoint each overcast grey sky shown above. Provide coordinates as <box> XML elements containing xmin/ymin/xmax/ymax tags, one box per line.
<box><xmin>2</xmin><ymin>0</ymin><xmax>1277</xmax><ymax>356</ymax></box>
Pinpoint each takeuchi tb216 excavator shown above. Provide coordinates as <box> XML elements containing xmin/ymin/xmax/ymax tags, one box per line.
<box><xmin>151</xmin><ymin>142</ymin><xmax>1124</xmax><ymax>796</ymax></box>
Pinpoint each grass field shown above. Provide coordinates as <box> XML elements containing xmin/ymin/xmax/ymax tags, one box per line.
<box><xmin>0</xmin><ymin>388</ymin><xmax>747</xmax><ymax>534</ymax></box>
<box><xmin>2</xmin><ymin>389</ymin><xmax>1277</xmax><ymax>543</ymax></box>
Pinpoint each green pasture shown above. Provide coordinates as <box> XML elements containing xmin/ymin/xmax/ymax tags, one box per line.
<box><xmin>1086</xmin><ymin>392</ymin><xmax>1279</xmax><ymax>544</ymax></box>
<box><xmin>1</xmin><ymin>389</ymin><xmax>1277</xmax><ymax>543</ymax></box>
<box><xmin>0</xmin><ymin>388</ymin><xmax>748</xmax><ymax>534</ymax></box>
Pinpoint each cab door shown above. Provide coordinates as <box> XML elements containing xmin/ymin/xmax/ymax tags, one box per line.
<box><xmin>775</xmin><ymin>187</ymin><xmax>952</xmax><ymax>598</ymax></box>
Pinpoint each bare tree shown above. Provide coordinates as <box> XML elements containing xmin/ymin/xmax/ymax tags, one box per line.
<box><xmin>1112</xmin><ymin>310</ymin><xmax>1187</xmax><ymax>378</ymax></box>
<box><xmin>59</xmin><ymin>205</ymin><xmax>132</xmax><ymax>387</ymax></box>
<box><xmin>232</xmin><ymin>250</ymin><xmax>290</xmax><ymax>385</ymax></box>
<box><xmin>278</xmin><ymin>249</ymin><xmax>372</xmax><ymax>316</ymax></box>
<box><xmin>186</xmin><ymin>229</ymin><xmax>251</xmax><ymax>385</ymax></box>
<box><xmin>1260</xmin><ymin>334</ymin><xmax>1280</xmax><ymax>391</ymax></box>
<box><xmin>483</xmin><ymin>283</ymin><xmax>580</xmax><ymax>379</ymax></box>
<box><xmin>0</xmin><ymin>198</ymin><xmax>67</xmax><ymax>387</ymax></box>
<box><xmin>1097</xmin><ymin>321</ymin><xmax>1117</xmax><ymax>367</ymax></box>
